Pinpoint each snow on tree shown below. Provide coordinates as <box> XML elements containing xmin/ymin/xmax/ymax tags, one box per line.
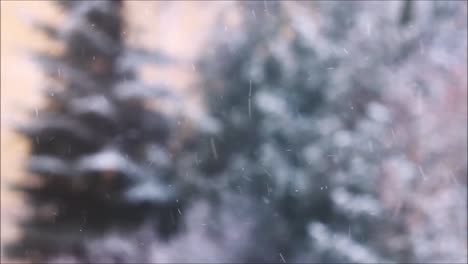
<box><xmin>6</xmin><ymin>1</ymin><xmax>190</xmax><ymax>262</ymax></box>
<box><xmin>188</xmin><ymin>1</ymin><xmax>467</xmax><ymax>263</ymax></box>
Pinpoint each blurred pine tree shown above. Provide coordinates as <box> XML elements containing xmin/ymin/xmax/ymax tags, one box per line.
<box><xmin>6</xmin><ymin>1</ymin><xmax>186</xmax><ymax>262</ymax></box>
<box><xmin>189</xmin><ymin>1</ymin><xmax>467</xmax><ymax>263</ymax></box>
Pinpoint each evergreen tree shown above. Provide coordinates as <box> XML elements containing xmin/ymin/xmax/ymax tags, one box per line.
<box><xmin>6</xmin><ymin>1</ymin><xmax>187</xmax><ymax>262</ymax></box>
<box><xmin>189</xmin><ymin>1</ymin><xmax>467</xmax><ymax>263</ymax></box>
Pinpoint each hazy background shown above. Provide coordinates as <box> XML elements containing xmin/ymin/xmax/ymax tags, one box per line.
<box><xmin>1</xmin><ymin>1</ymin><xmax>466</xmax><ymax>263</ymax></box>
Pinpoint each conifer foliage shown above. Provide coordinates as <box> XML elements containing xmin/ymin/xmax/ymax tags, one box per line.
<box><xmin>190</xmin><ymin>1</ymin><xmax>467</xmax><ymax>263</ymax></box>
<box><xmin>7</xmin><ymin>1</ymin><xmax>184</xmax><ymax>262</ymax></box>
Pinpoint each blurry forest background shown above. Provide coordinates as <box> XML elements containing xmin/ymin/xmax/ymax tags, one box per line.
<box><xmin>1</xmin><ymin>1</ymin><xmax>467</xmax><ymax>263</ymax></box>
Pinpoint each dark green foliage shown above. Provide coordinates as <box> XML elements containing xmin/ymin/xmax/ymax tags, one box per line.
<box><xmin>189</xmin><ymin>1</ymin><xmax>467</xmax><ymax>263</ymax></box>
<box><xmin>6</xmin><ymin>1</ymin><xmax>185</xmax><ymax>261</ymax></box>
<box><xmin>192</xmin><ymin>3</ymin><xmax>387</xmax><ymax>263</ymax></box>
